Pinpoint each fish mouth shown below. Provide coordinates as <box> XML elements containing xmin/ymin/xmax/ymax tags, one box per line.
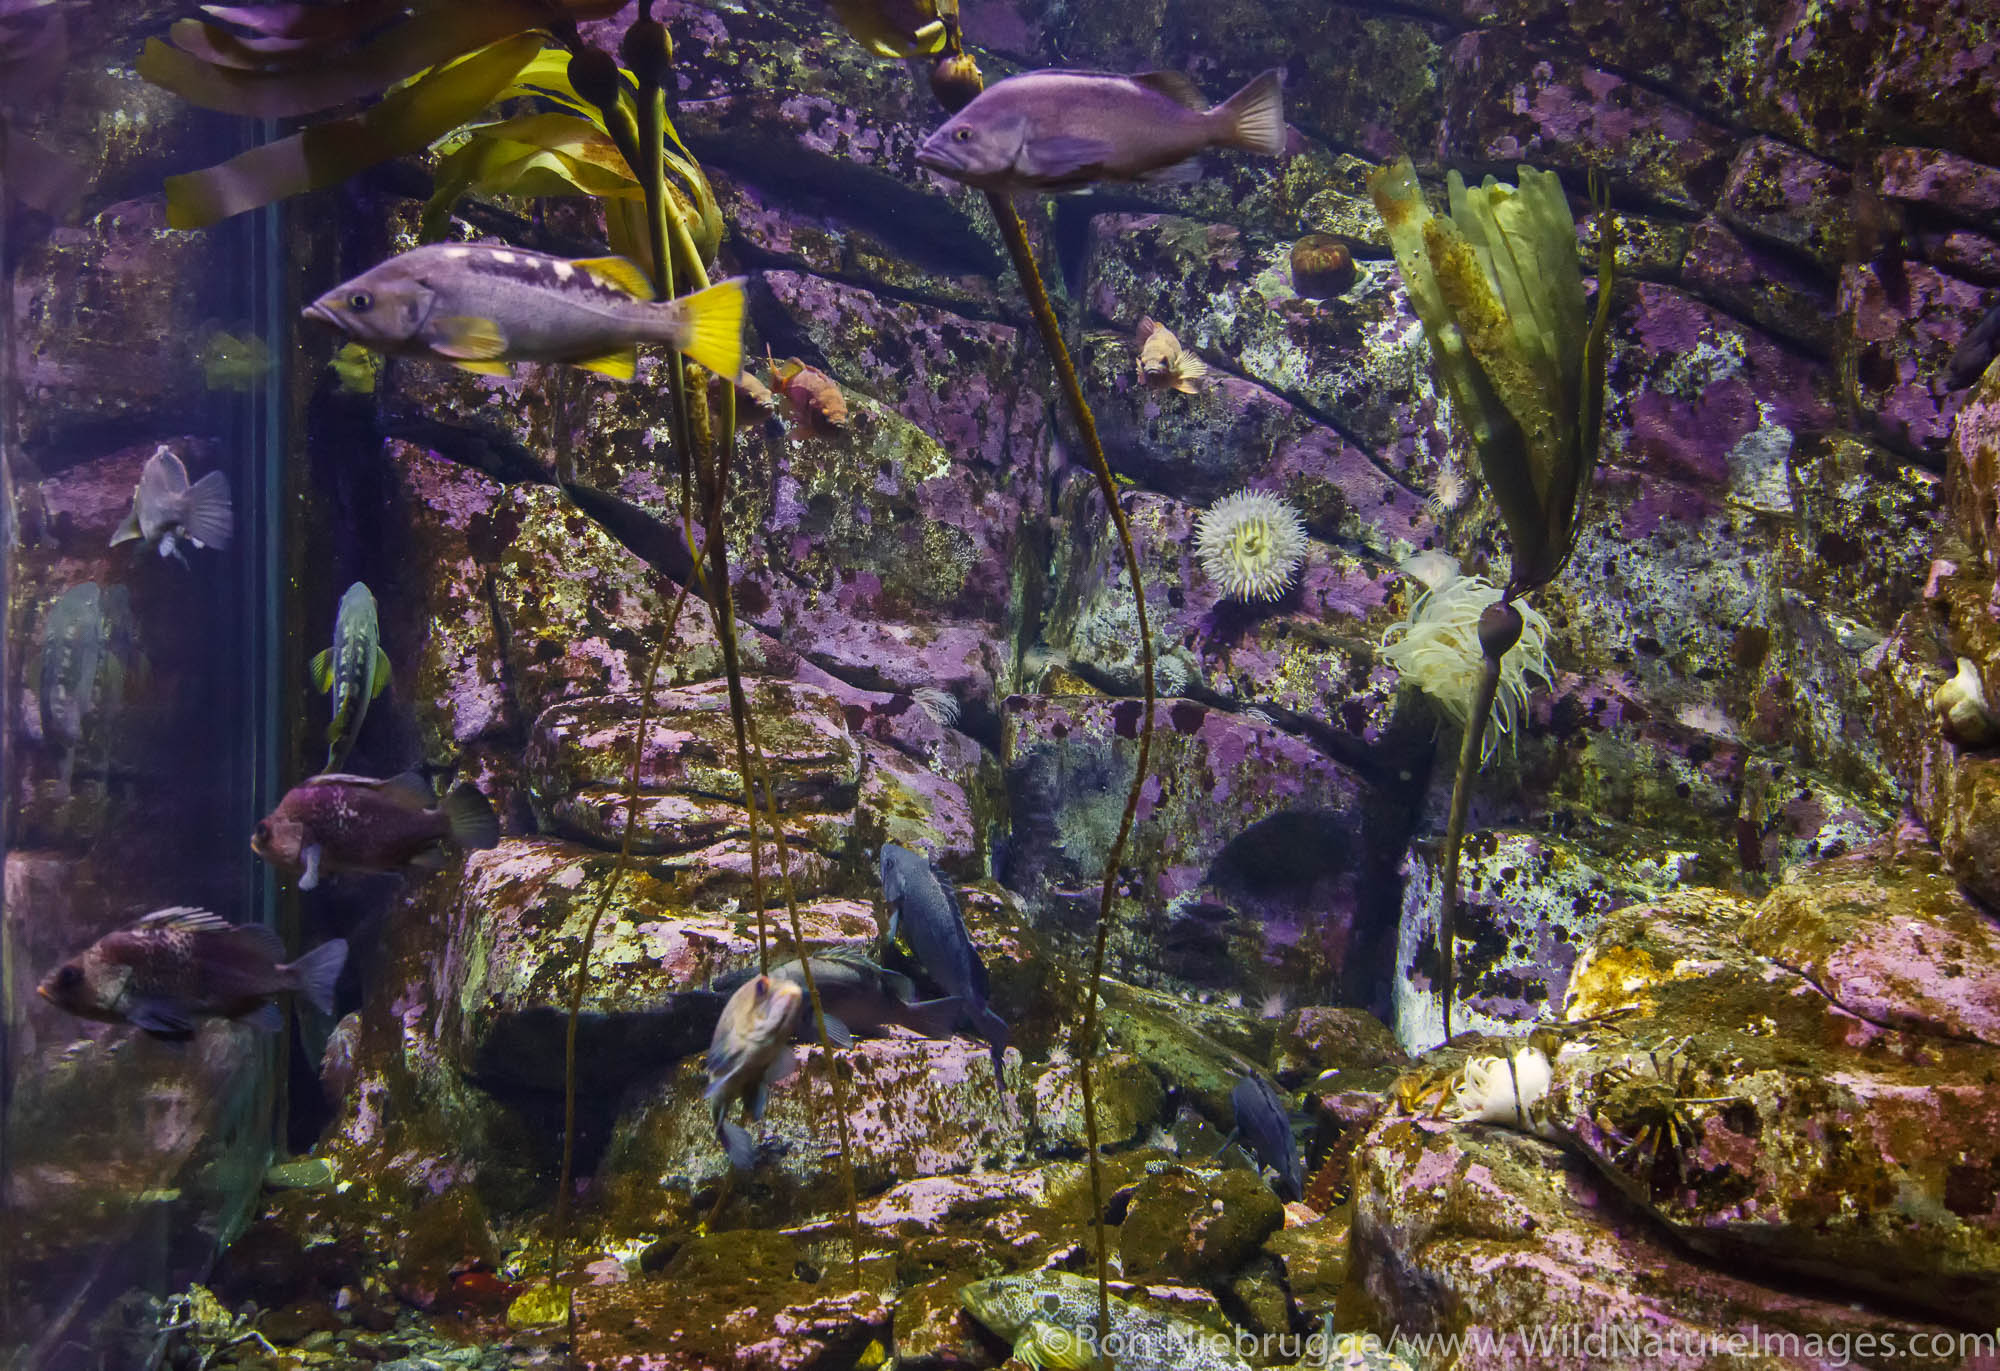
<box><xmin>913</xmin><ymin>137</ymin><xmax>967</xmax><ymax>179</ymax></box>
<box><xmin>300</xmin><ymin>298</ymin><xmax>344</xmax><ymax>331</ymax></box>
<box><xmin>33</xmin><ymin>983</ymin><xmax>53</xmax><ymax>1003</ymax></box>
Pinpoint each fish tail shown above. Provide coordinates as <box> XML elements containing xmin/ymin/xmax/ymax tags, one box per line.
<box><xmin>282</xmin><ymin>938</ymin><xmax>348</xmax><ymax>1015</ymax></box>
<box><xmin>666</xmin><ymin>277</ymin><xmax>747</xmax><ymax>383</ymax></box>
<box><xmin>181</xmin><ymin>471</ymin><xmax>235</xmax><ymax>549</ymax></box>
<box><xmin>1214</xmin><ymin>68</ymin><xmax>1286</xmax><ymax>157</ymax></box>
<box><xmin>443</xmin><ymin>784</ymin><xmax>500</xmax><ymax>851</ymax></box>
<box><xmin>719</xmin><ymin>1117</ymin><xmax>759</xmax><ymax>1171</ymax></box>
<box><xmin>902</xmin><ymin>995</ymin><xmax>964</xmax><ymax>1040</ymax></box>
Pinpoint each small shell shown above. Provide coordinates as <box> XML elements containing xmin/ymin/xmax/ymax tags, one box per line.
<box><xmin>772</xmin><ymin>358</ymin><xmax>848</xmax><ymax>434</ymax></box>
<box><xmin>1935</xmin><ymin>657</ymin><xmax>2000</xmax><ymax>747</ymax></box>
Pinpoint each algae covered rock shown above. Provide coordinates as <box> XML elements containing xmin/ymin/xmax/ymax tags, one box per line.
<box><xmin>1118</xmin><ymin>1166</ymin><xmax>1285</xmax><ymax>1284</ymax></box>
<box><xmin>1270</xmin><ymin>1007</ymin><xmax>1408</xmax><ymax>1091</ymax></box>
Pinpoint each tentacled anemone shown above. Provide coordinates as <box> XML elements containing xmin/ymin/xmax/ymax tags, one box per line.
<box><xmin>1378</xmin><ymin>554</ymin><xmax>1552</xmax><ymax>762</ymax></box>
<box><xmin>1195</xmin><ymin>488</ymin><xmax>1309</xmax><ymax>602</ymax></box>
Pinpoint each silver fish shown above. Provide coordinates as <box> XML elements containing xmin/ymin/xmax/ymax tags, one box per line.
<box><xmin>302</xmin><ymin>243</ymin><xmax>747</xmax><ymax>384</ymax></box>
<box><xmin>916</xmin><ymin>67</ymin><xmax>1285</xmax><ymax>193</ymax></box>
<box><xmin>312</xmin><ymin>581</ymin><xmax>390</xmax><ymax>771</ymax></box>
<box><xmin>37</xmin><ymin>907</ymin><xmax>346</xmax><ymax>1038</ymax></box>
<box><xmin>704</xmin><ymin>973</ymin><xmax>806</xmax><ymax>1170</ymax></box>
<box><xmin>111</xmin><ymin>447</ymin><xmax>233</xmax><ymax>563</ymax></box>
<box><xmin>878</xmin><ymin>842</ymin><xmax>1009</xmax><ymax>1086</ymax></box>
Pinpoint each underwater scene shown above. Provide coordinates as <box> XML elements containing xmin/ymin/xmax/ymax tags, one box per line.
<box><xmin>4</xmin><ymin>0</ymin><xmax>2000</xmax><ymax>1366</ymax></box>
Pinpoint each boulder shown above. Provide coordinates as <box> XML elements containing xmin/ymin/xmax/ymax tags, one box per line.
<box><xmin>1118</xmin><ymin>1165</ymin><xmax>1286</xmax><ymax>1284</ymax></box>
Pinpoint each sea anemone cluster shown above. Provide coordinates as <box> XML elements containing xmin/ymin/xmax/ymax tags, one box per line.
<box><xmin>1195</xmin><ymin>489</ymin><xmax>1309</xmax><ymax>602</ymax></box>
<box><xmin>1378</xmin><ymin>555</ymin><xmax>1552</xmax><ymax>761</ymax></box>
<box><xmin>1451</xmin><ymin>1044</ymin><xmax>1557</xmax><ymax>1135</ymax></box>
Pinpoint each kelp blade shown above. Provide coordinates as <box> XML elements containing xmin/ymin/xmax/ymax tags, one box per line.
<box><xmin>198</xmin><ymin>0</ymin><xmax>404</xmax><ymax>43</ymax></box>
<box><xmin>164</xmin><ymin>33</ymin><xmax>544</xmax><ymax>228</ymax></box>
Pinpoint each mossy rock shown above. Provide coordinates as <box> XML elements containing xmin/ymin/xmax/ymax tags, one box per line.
<box><xmin>1119</xmin><ymin>1166</ymin><xmax>1286</xmax><ymax>1285</ymax></box>
<box><xmin>392</xmin><ymin>1186</ymin><xmax>499</xmax><ymax>1311</ymax></box>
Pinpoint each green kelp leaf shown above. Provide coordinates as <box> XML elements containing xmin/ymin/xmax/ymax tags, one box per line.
<box><xmin>421</xmin><ymin>112</ymin><xmax>642</xmax><ymax>238</ymax></box>
<box><xmin>141</xmin><ymin>0</ymin><xmax>556</xmax><ymax>118</ymax></box>
<box><xmin>163</xmin><ymin>33</ymin><xmax>543</xmax><ymax>228</ymax></box>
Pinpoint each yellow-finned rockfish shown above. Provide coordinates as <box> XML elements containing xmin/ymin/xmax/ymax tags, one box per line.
<box><xmin>302</xmin><ymin>243</ymin><xmax>747</xmax><ymax>384</ymax></box>
<box><xmin>827</xmin><ymin>0</ymin><xmax>948</xmax><ymax>58</ymax></box>
<box><xmin>312</xmin><ymin>581</ymin><xmax>391</xmax><ymax>772</ymax></box>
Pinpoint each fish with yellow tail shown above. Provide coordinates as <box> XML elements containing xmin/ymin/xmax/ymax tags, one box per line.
<box><xmin>705</xmin><ymin>973</ymin><xmax>807</xmax><ymax>1170</ymax></box>
<box><xmin>1135</xmin><ymin>317</ymin><xmax>1207</xmax><ymax>394</ymax></box>
<box><xmin>302</xmin><ymin>243</ymin><xmax>747</xmax><ymax>384</ymax></box>
<box><xmin>827</xmin><ymin>0</ymin><xmax>948</xmax><ymax>58</ymax></box>
<box><xmin>313</xmin><ymin>581</ymin><xmax>391</xmax><ymax>772</ymax></box>
<box><xmin>916</xmin><ymin>67</ymin><xmax>1285</xmax><ymax>193</ymax></box>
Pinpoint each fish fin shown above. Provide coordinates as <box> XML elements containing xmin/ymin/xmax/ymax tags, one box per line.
<box><xmin>240</xmin><ymin>1002</ymin><xmax>284</xmax><ymax>1033</ymax></box>
<box><xmin>129</xmin><ymin>999</ymin><xmax>197</xmax><ymax>1035</ymax></box>
<box><xmin>227</xmin><ymin>921</ymin><xmax>287</xmax><ymax>963</ymax></box>
<box><xmin>1131</xmin><ymin>69</ymin><xmax>1206</xmax><ymax>110</ymax></box>
<box><xmin>765</xmin><ymin>1044</ymin><xmax>799</xmax><ymax>1092</ymax></box>
<box><xmin>370</xmin><ymin>647</ymin><xmax>393</xmax><ymax>699</ymax></box>
<box><xmin>431</xmin><ymin>315</ymin><xmax>509</xmax><ymax>361</ymax></box>
<box><xmin>309</xmin><ymin>649</ymin><xmax>334</xmax><ymax>694</ymax></box>
<box><xmin>1214</xmin><ymin>67</ymin><xmax>1286</xmax><ymax>157</ymax></box>
<box><xmin>719</xmin><ymin>1118</ymin><xmax>758</xmax><ymax>1170</ymax></box>
<box><xmin>882</xmin><ymin>967</ymin><xmax>918</xmax><ymax>1003</ymax></box>
<box><xmin>1138</xmin><ymin>155</ymin><xmax>1204</xmax><ymax>185</ymax></box>
<box><xmin>819</xmin><ymin>1014</ymin><xmax>855</xmax><ymax>1049</ymax></box>
<box><xmin>444</xmin><ymin>784</ymin><xmax>500</xmax><ymax>850</ymax></box>
<box><xmin>1175</xmin><ymin>354</ymin><xmax>1209</xmax><ymax>388</ymax></box>
<box><xmin>903</xmin><ymin>996</ymin><xmax>963</xmax><ymax>1040</ymax></box>
<box><xmin>575</xmin><ymin>347</ymin><xmax>639</xmax><ymax>382</ymax></box>
<box><xmin>181</xmin><ymin>471</ymin><xmax>234</xmax><ymax>549</ymax></box>
<box><xmin>299</xmin><ymin>843</ymin><xmax>322</xmax><ymax>891</ymax></box>
<box><xmin>452</xmin><ymin>359</ymin><xmax>513</xmax><ymax>377</ymax></box>
<box><xmin>407</xmin><ymin>844</ymin><xmax>450</xmax><ymax>871</ymax></box>
<box><xmin>674</xmin><ymin>277</ymin><xmax>747</xmax><ymax>383</ymax></box>
<box><xmin>133</xmin><ymin>906</ymin><xmax>232</xmax><ymax>934</ymax></box>
<box><xmin>284</xmin><ymin>938</ymin><xmax>348</xmax><ymax>1015</ymax></box>
<box><xmin>1135</xmin><ymin>316</ymin><xmax>1163</xmax><ymax>345</ymax></box>
<box><xmin>1021</xmin><ymin>134</ymin><xmax>1116</xmax><ymax>183</ymax></box>
<box><xmin>110</xmin><ymin>509</ymin><xmax>143</xmax><ymax>547</ymax></box>
<box><xmin>575</xmin><ymin>255</ymin><xmax>653</xmax><ymax>298</ymax></box>
<box><xmin>378</xmin><ymin>770</ymin><xmax>437</xmax><ymax>809</ymax></box>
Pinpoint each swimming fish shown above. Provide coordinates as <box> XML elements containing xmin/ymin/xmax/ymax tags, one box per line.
<box><xmin>915</xmin><ymin>67</ymin><xmax>1285</xmax><ymax>193</ymax></box>
<box><xmin>36</xmin><ymin>907</ymin><xmax>346</xmax><ymax>1038</ymax></box>
<box><xmin>1946</xmin><ymin>301</ymin><xmax>2000</xmax><ymax>392</ymax></box>
<box><xmin>301</xmin><ymin>243</ymin><xmax>747</xmax><ymax>384</ymax></box>
<box><xmin>111</xmin><ymin>447</ymin><xmax>234</xmax><ymax>563</ymax></box>
<box><xmin>757</xmin><ymin>948</ymin><xmax>962</xmax><ymax>1047</ymax></box>
<box><xmin>877</xmin><ymin>842</ymin><xmax>1009</xmax><ymax>1085</ymax></box>
<box><xmin>312</xmin><ymin>582</ymin><xmax>391</xmax><ymax>772</ymax></box>
<box><xmin>769</xmin><ymin>357</ymin><xmax>849</xmax><ymax>435</ymax></box>
<box><xmin>1220</xmin><ymin>1072</ymin><xmax>1305</xmax><ymax>1202</ymax></box>
<box><xmin>827</xmin><ymin>0</ymin><xmax>947</xmax><ymax>58</ymax></box>
<box><xmin>959</xmin><ymin>1272</ymin><xmax>1254</xmax><ymax>1371</ymax></box>
<box><xmin>704</xmin><ymin>973</ymin><xmax>807</xmax><ymax>1170</ymax></box>
<box><xmin>251</xmin><ymin>771</ymin><xmax>499</xmax><ymax>890</ymax></box>
<box><xmin>1135</xmin><ymin>317</ymin><xmax>1206</xmax><ymax>394</ymax></box>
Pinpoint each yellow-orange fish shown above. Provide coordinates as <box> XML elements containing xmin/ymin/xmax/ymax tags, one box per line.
<box><xmin>1135</xmin><ymin>317</ymin><xmax>1207</xmax><ymax>394</ymax></box>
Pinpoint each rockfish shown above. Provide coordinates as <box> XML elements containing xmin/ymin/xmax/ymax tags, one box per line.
<box><xmin>704</xmin><ymin>973</ymin><xmax>807</xmax><ymax>1170</ymax></box>
<box><xmin>37</xmin><ymin>907</ymin><xmax>346</xmax><ymax>1037</ymax></box>
<box><xmin>312</xmin><ymin>581</ymin><xmax>391</xmax><ymax>771</ymax></box>
<box><xmin>302</xmin><ymin>243</ymin><xmax>747</xmax><ymax>384</ymax></box>
<box><xmin>1136</xmin><ymin>317</ymin><xmax>1207</xmax><ymax>394</ymax></box>
<box><xmin>759</xmin><ymin>948</ymin><xmax>962</xmax><ymax>1047</ymax></box>
<box><xmin>916</xmin><ymin>67</ymin><xmax>1285</xmax><ymax>193</ymax></box>
<box><xmin>251</xmin><ymin>771</ymin><xmax>499</xmax><ymax>890</ymax></box>
<box><xmin>878</xmin><ymin>841</ymin><xmax>1009</xmax><ymax>1085</ymax></box>
<box><xmin>111</xmin><ymin>447</ymin><xmax>233</xmax><ymax>563</ymax></box>
<box><xmin>1222</xmin><ymin>1072</ymin><xmax>1304</xmax><ymax>1202</ymax></box>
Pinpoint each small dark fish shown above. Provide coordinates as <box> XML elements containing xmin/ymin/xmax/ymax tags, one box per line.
<box><xmin>762</xmin><ymin>948</ymin><xmax>962</xmax><ymax>1046</ymax></box>
<box><xmin>251</xmin><ymin>771</ymin><xmax>499</xmax><ymax>890</ymax></box>
<box><xmin>38</xmin><ymin>582</ymin><xmax>107</xmax><ymax>758</ymax></box>
<box><xmin>878</xmin><ymin>842</ymin><xmax>1009</xmax><ymax>1085</ymax></box>
<box><xmin>312</xmin><ymin>581</ymin><xmax>391</xmax><ymax>771</ymax></box>
<box><xmin>704</xmin><ymin>973</ymin><xmax>806</xmax><ymax>1170</ymax></box>
<box><xmin>1222</xmin><ymin>1072</ymin><xmax>1304</xmax><ymax>1202</ymax></box>
<box><xmin>916</xmin><ymin>67</ymin><xmax>1285</xmax><ymax>193</ymax></box>
<box><xmin>111</xmin><ymin>447</ymin><xmax>233</xmax><ymax>563</ymax></box>
<box><xmin>36</xmin><ymin>907</ymin><xmax>346</xmax><ymax>1037</ymax></box>
<box><xmin>1947</xmin><ymin>301</ymin><xmax>2000</xmax><ymax>392</ymax></box>
<box><xmin>303</xmin><ymin>243</ymin><xmax>747</xmax><ymax>384</ymax></box>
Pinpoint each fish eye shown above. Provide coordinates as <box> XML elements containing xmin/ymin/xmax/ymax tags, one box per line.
<box><xmin>253</xmin><ymin>821</ymin><xmax>270</xmax><ymax>843</ymax></box>
<box><xmin>347</xmin><ymin>291</ymin><xmax>373</xmax><ymax>312</ymax></box>
<box><xmin>55</xmin><ymin>966</ymin><xmax>80</xmax><ymax>988</ymax></box>
<box><xmin>952</xmin><ymin>128</ymin><xmax>972</xmax><ymax>142</ymax></box>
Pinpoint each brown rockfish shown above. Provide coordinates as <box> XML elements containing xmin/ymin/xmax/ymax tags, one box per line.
<box><xmin>704</xmin><ymin>973</ymin><xmax>806</xmax><ymax>1170</ymax></box>
<box><xmin>37</xmin><ymin>907</ymin><xmax>346</xmax><ymax>1037</ymax></box>
<box><xmin>111</xmin><ymin>447</ymin><xmax>233</xmax><ymax>563</ymax></box>
<box><xmin>916</xmin><ymin>67</ymin><xmax>1285</xmax><ymax>193</ymax></box>
<box><xmin>251</xmin><ymin>771</ymin><xmax>499</xmax><ymax>890</ymax></box>
<box><xmin>301</xmin><ymin>243</ymin><xmax>747</xmax><ymax>383</ymax></box>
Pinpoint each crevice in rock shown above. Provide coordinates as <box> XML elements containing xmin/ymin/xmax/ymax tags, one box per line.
<box><xmin>1748</xmin><ymin>947</ymin><xmax>1995</xmax><ymax>1050</ymax></box>
<box><xmin>733</xmin><ymin>238</ymin><xmax>1014</xmax><ymax>326</ymax></box>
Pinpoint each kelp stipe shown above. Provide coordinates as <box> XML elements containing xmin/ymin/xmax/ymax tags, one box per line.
<box><xmin>1370</xmin><ymin>159</ymin><xmax>1616</xmax><ymax>1040</ymax></box>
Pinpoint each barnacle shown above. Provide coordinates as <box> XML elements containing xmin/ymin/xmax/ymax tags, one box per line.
<box><xmin>1378</xmin><ymin>556</ymin><xmax>1552</xmax><ymax>762</ymax></box>
<box><xmin>1195</xmin><ymin>489</ymin><xmax>1309</xmax><ymax>602</ymax></box>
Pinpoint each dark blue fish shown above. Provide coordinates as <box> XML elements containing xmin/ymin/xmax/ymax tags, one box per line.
<box><xmin>878</xmin><ymin>842</ymin><xmax>1009</xmax><ymax>1086</ymax></box>
<box><xmin>1947</xmin><ymin>301</ymin><xmax>2000</xmax><ymax>392</ymax></box>
<box><xmin>1223</xmin><ymin>1072</ymin><xmax>1304</xmax><ymax>1202</ymax></box>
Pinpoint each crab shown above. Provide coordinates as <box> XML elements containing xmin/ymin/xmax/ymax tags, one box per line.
<box><xmin>1590</xmin><ymin>1039</ymin><xmax>1738</xmax><ymax>1189</ymax></box>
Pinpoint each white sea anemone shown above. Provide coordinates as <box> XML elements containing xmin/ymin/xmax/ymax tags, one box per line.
<box><xmin>1195</xmin><ymin>489</ymin><xmax>1309</xmax><ymax>602</ymax></box>
<box><xmin>1426</xmin><ymin>462</ymin><xmax>1471</xmax><ymax>520</ymax></box>
<box><xmin>912</xmin><ymin>685</ymin><xmax>960</xmax><ymax>728</ymax></box>
<box><xmin>1450</xmin><ymin>1045</ymin><xmax>1555</xmax><ymax>1133</ymax></box>
<box><xmin>1378</xmin><ymin>555</ymin><xmax>1552</xmax><ymax>762</ymax></box>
